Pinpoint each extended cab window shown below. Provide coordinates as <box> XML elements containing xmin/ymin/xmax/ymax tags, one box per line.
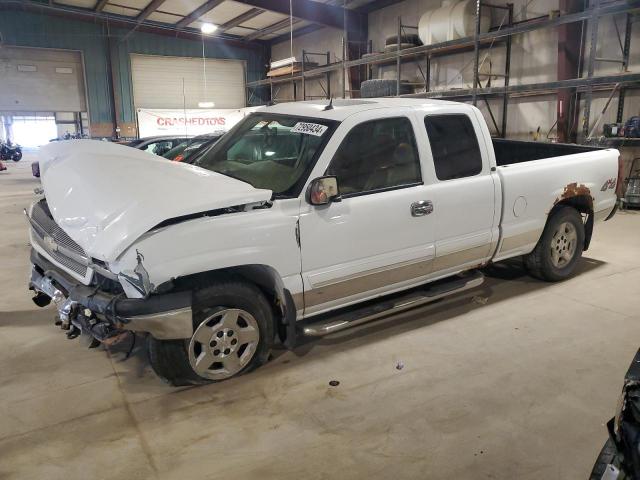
<box><xmin>327</xmin><ymin>117</ymin><xmax>421</xmax><ymax>196</ymax></box>
<box><xmin>424</xmin><ymin>114</ymin><xmax>483</xmax><ymax>180</ymax></box>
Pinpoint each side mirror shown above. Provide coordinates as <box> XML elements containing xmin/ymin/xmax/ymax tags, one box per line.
<box><xmin>308</xmin><ymin>176</ymin><xmax>341</xmax><ymax>206</ymax></box>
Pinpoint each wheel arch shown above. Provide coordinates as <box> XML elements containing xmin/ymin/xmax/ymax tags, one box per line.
<box><xmin>160</xmin><ymin>264</ymin><xmax>298</xmax><ymax>345</ymax></box>
<box><xmin>550</xmin><ymin>194</ymin><xmax>594</xmax><ymax>251</ymax></box>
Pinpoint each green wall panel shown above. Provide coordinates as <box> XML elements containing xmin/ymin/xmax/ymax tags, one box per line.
<box><xmin>0</xmin><ymin>10</ymin><xmax>267</xmax><ymax>128</ymax></box>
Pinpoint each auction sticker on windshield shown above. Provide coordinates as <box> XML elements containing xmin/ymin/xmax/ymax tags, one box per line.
<box><xmin>291</xmin><ymin>122</ymin><xmax>328</xmax><ymax>136</ymax></box>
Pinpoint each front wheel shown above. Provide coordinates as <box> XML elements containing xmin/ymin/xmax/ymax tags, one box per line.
<box><xmin>12</xmin><ymin>151</ymin><xmax>22</xmax><ymax>161</ymax></box>
<box><xmin>147</xmin><ymin>281</ymin><xmax>274</xmax><ymax>386</ymax></box>
<box><xmin>525</xmin><ymin>206</ymin><xmax>585</xmax><ymax>281</ymax></box>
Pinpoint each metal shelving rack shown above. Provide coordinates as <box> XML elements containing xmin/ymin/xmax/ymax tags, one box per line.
<box><xmin>246</xmin><ymin>50</ymin><xmax>340</xmax><ymax>104</ymax></box>
<box><xmin>246</xmin><ymin>0</ymin><xmax>640</xmax><ymax>142</ymax></box>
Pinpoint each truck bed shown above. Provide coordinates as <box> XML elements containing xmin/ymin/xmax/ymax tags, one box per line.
<box><xmin>493</xmin><ymin>146</ymin><xmax>619</xmax><ymax>263</ymax></box>
<box><xmin>492</xmin><ymin>139</ymin><xmax>601</xmax><ymax>166</ymax></box>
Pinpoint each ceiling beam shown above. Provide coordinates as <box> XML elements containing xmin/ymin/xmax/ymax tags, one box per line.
<box><xmin>266</xmin><ymin>1</ymin><xmax>364</xmax><ymax>46</ymax></box>
<box><xmin>136</xmin><ymin>0</ymin><xmax>166</xmax><ymax>21</ymax></box>
<box><xmin>218</xmin><ymin>7</ymin><xmax>265</xmax><ymax>33</ymax></box>
<box><xmin>120</xmin><ymin>0</ymin><xmax>166</xmax><ymax>40</ymax></box>
<box><xmin>175</xmin><ymin>0</ymin><xmax>225</xmax><ymax>28</ymax></box>
<box><xmin>268</xmin><ymin>23</ymin><xmax>324</xmax><ymax>45</ymax></box>
<box><xmin>94</xmin><ymin>0</ymin><xmax>109</xmax><ymax>12</ymax></box>
<box><xmin>355</xmin><ymin>0</ymin><xmax>404</xmax><ymax>14</ymax></box>
<box><xmin>244</xmin><ymin>17</ymin><xmax>301</xmax><ymax>41</ymax></box>
<box><xmin>0</xmin><ymin>0</ymin><xmax>263</xmax><ymax>48</ymax></box>
<box><xmin>234</xmin><ymin>0</ymin><xmax>361</xmax><ymax>30</ymax></box>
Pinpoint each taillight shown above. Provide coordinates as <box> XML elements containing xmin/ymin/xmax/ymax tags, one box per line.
<box><xmin>173</xmin><ymin>154</ymin><xmax>184</xmax><ymax>162</ymax></box>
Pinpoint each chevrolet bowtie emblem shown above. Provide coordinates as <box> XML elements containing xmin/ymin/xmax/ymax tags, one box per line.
<box><xmin>43</xmin><ymin>235</ymin><xmax>57</xmax><ymax>252</ymax></box>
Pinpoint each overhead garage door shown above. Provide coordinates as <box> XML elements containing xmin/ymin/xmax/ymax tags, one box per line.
<box><xmin>0</xmin><ymin>46</ymin><xmax>87</xmax><ymax>112</ymax></box>
<box><xmin>130</xmin><ymin>54</ymin><xmax>245</xmax><ymax>109</ymax></box>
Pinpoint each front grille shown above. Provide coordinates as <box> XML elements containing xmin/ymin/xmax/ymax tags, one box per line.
<box><xmin>30</xmin><ymin>200</ymin><xmax>89</xmax><ymax>277</ymax></box>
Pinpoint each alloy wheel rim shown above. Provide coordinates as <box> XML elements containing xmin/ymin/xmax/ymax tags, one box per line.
<box><xmin>550</xmin><ymin>221</ymin><xmax>577</xmax><ymax>268</ymax></box>
<box><xmin>188</xmin><ymin>308</ymin><xmax>260</xmax><ymax>380</ymax></box>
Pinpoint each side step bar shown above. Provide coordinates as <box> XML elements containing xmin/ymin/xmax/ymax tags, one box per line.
<box><xmin>301</xmin><ymin>271</ymin><xmax>484</xmax><ymax>337</ymax></box>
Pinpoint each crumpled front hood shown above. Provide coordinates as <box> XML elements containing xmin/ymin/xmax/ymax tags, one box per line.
<box><xmin>38</xmin><ymin>140</ymin><xmax>272</xmax><ymax>261</ymax></box>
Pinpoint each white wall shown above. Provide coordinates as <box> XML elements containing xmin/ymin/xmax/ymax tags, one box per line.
<box><xmin>270</xmin><ymin>27</ymin><xmax>345</xmax><ymax>102</ymax></box>
<box><xmin>270</xmin><ymin>0</ymin><xmax>639</xmax><ymax>139</ymax></box>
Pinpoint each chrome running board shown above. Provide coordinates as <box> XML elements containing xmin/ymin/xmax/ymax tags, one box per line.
<box><xmin>301</xmin><ymin>271</ymin><xmax>484</xmax><ymax>337</ymax></box>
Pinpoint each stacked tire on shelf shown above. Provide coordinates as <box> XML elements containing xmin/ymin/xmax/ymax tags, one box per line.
<box><xmin>360</xmin><ymin>34</ymin><xmax>421</xmax><ymax>99</ymax></box>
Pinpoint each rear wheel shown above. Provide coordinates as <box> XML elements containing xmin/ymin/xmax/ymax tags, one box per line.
<box><xmin>525</xmin><ymin>206</ymin><xmax>585</xmax><ymax>281</ymax></box>
<box><xmin>147</xmin><ymin>280</ymin><xmax>274</xmax><ymax>386</ymax></box>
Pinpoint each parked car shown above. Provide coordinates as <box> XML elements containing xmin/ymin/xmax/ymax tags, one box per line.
<box><xmin>32</xmin><ymin>135</ymin><xmax>190</xmax><ymax>178</ymax></box>
<box><xmin>27</xmin><ymin>99</ymin><xmax>619</xmax><ymax>385</ymax></box>
<box><xmin>589</xmin><ymin>349</ymin><xmax>640</xmax><ymax>480</ymax></box>
<box><xmin>163</xmin><ymin>133</ymin><xmax>224</xmax><ymax>163</ymax></box>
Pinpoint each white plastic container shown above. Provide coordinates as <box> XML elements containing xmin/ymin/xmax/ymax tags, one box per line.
<box><xmin>418</xmin><ymin>0</ymin><xmax>491</xmax><ymax>46</ymax></box>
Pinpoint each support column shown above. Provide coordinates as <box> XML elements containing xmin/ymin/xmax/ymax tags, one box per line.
<box><xmin>557</xmin><ymin>0</ymin><xmax>584</xmax><ymax>143</ymax></box>
<box><xmin>106</xmin><ymin>26</ymin><xmax>120</xmax><ymax>139</ymax></box>
<box><xmin>581</xmin><ymin>0</ymin><xmax>600</xmax><ymax>140</ymax></box>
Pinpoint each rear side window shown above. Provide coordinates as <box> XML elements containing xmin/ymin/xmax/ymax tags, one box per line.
<box><xmin>424</xmin><ymin>114</ymin><xmax>483</xmax><ymax>180</ymax></box>
<box><xmin>326</xmin><ymin>117</ymin><xmax>421</xmax><ymax>196</ymax></box>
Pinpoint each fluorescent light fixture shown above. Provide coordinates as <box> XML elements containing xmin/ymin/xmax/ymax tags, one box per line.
<box><xmin>198</xmin><ymin>101</ymin><xmax>215</xmax><ymax>108</ymax></box>
<box><xmin>200</xmin><ymin>23</ymin><xmax>217</xmax><ymax>34</ymax></box>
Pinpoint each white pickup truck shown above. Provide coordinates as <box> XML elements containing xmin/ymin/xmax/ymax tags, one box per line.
<box><xmin>27</xmin><ymin>98</ymin><xmax>619</xmax><ymax>385</ymax></box>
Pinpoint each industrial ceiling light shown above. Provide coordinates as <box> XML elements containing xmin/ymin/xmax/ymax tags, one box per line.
<box><xmin>200</xmin><ymin>23</ymin><xmax>217</xmax><ymax>34</ymax></box>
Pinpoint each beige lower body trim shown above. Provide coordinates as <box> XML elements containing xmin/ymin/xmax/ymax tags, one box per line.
<box><xmin>301</xmin><ymin>244</ymin><xmax>490</xmax><ymax>310</ymax></box>
<box><xmin>291</xmin><ymin>292</ymin><xmax>304</xmax><ymax>312</ymax></box>
<box><xmin>431</xmin><ymin>244</ymin><xmax>490</xmax><ymax>272</ymax></box>
<box><xmin>594</xmin><ymin>207</ymin><xmax>614</xmax><ymax>222</ymax></box>
<box><xmin>499</xmin><ymin>230</ymin><xmax>541</xmax><ymax>254</ymax></box>
<box><xmin>304</xmin><ymin>257</ymin><xmax>433</xmax><ymax>308</ymax></box>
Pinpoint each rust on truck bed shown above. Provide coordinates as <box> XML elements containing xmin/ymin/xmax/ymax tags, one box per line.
<box><xmin>555</xmin><ymin>182</ymin><xmax>594</xmax><ymax>208</ymax></box>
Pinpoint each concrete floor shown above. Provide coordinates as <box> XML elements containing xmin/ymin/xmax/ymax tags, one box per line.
<box><xmin>1</xmin><ymin>154</ymin><xmax>639</xmax><ymax>480</ymax></box>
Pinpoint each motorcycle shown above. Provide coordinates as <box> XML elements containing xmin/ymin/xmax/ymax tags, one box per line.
<box><xmin>0</xmin><ymin>141</ymin><xmax>22</xmax><ymax>161</ymax></box>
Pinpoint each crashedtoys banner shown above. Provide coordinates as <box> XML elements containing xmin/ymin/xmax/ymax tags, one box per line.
<box><xmin>136</xmin><ymin>108</ymin><xmax>253</xmax><ymax>137</ymax></box>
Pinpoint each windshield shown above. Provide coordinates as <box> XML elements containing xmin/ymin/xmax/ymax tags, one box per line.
<box><xmin>193</xmin><ymin>114</ymin><xmax>336</xmax><ymax>196</ymax></box>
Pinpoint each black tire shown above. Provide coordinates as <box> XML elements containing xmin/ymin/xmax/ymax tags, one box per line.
<box><xmin>384</xmin><ymin>34</ymin><xmax>421</xmax><ymax>46</ymax></box>
<box><xmin>525</xmin><ymin>206</ymin><xmax>585</xmax><ymax>281</ymax></box>
<box><xmin>12</xmin><ymin>151</ymin><xmax>22</xmax><ymax>161</ymax></box>
<box><xmin>147</xmin><ymin>280</ymin><xmax>274</xmax><ymax>386</ymax></box>
<box><xmin>589</xmin><ymin>439</ymin><xmax>624</xmax><ymax>480</ymax></box>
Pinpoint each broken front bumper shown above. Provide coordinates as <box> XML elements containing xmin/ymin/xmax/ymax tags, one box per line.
<box><xmin>29</xmin><ymin>249</ymin><xmax>193</xmax><ymax>340</ymax></box>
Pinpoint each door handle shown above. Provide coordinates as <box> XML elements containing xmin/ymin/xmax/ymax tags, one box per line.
<box><xmin>411</xmin><ymin>200</ymin><xmax>433</xmax><ymax>217</ymax></box>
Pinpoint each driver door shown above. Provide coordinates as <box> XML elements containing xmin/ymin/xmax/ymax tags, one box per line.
<box><xmin>299</xmin><ymin>112</ymin><xmax>437</xmax><ymax>316</ymax></box>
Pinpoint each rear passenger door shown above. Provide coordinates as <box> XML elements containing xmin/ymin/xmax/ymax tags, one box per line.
<box><xmin>420</xmin><ymin>111</ymin><xmax>498</xmax><ymax>276</ymax></box>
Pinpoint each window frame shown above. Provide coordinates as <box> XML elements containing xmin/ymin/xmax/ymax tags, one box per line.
<box><xmin>423</xmin><ymin>113</ymin><xmax>484</xmax><ymax>182</ymax></box>
<box><xmin>324</xmin><ymin>116</ymin><xmax>423</xmax><ymax>199</ymax></box>
<box><xmin>192</xmin><ymin>112</ymin><xmax>340</xmax><ymax>199</ymax></box>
